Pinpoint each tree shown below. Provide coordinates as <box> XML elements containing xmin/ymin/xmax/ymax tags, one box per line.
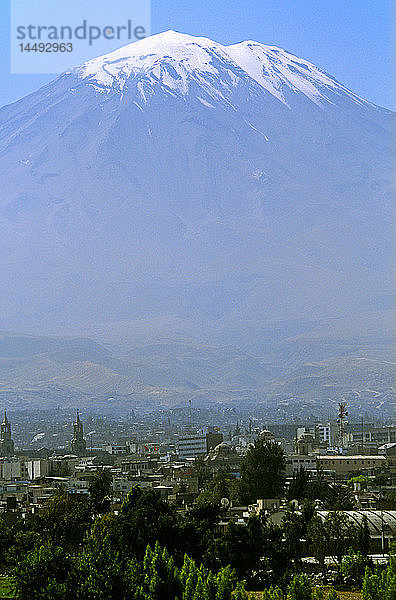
<box><xmin>282</xmin><ymin>509</ymin><xmax>306</xmax><ymax>569</ymax></box>
<box><xmin>307</xmin><ymin>516</ymin><xmax>328</xmax><ymax>578</ymax></box>
<box><xmin>287</xmin><ymin>468</ymin><xmax>309</xmax><ymax>501</ymax></box>
<box><xmin>287</xmin><ymin>574</ymin><xmax>312</xmax><ymax>600</ymax></box>
<box><xmin>74</xmin><ymin>537</ymin><xmax>124</xmax><ymax>600</ymax></box>
<box><xmin>193</xmin><ymin>456</ymin><xmax>211</xmax><ymax>490</ymax></box>
<box><xmin>356</xmin><ymin>516</ymin><xmax>371</xmax><ymax>556</ymax></box>
<box><xmin>260</xmin><ymin>519</ymin><xmax>290</xmax><ymax>587</ymax></box>
<box><xmin>196</xmin><ymin>471</ymin><xmax>240</xmax><ymax>507</ymax></box>
<box><xmin>89</xmin><ymin>469</ymin><xmax>112</xmax><ymax>513</ymax></box>
<box><xmin>304</xmin><ymin>469</ymin><xmax>330</xmax><ymax>503</ymax></box>
<box><xmin>312</xmin><ymin>588</ymin><xmax>324</xmax><ymax>600</ymax></box>
<box><xmin>13</xmin><ymin>543</ymin><xmax>72</xmax><ymax>600</ymax></box>
<box><xmin>0</xmin><ymin>518</ymin><xmax>12</xmax><ymax>568</ymax></box>
<box><xmin>37</xmin><ymin>490</ymin><xmax>91</xmax><ymax>551</ymax></box>
<box><xmin>261</xmin><ymin>587</ymin><xmax>284</xmax><ymax>600</ymax></box>
<box><xmin>362</xmin><ymin>546</ymin><xmax>396</xmax><ymax>600</ymax></box>
<box><xmin>239</xmin><ymin>439</ymin><xmax>285</xmax><ymax>503</ymax></box>
<box><xmin>216</xmin><ymin>521</ymin><xmax>251</xmax><ymax>576</ymax></box>
<box><xmin>324</xmin><ymin>483</ymin><xmax>354</xmax><ymax>511</ymax></box>
<box><xmin>182</xmin><ymin>494</ymin><xmax>221</xmax><ymax>567</ymax></box>
<box><xmin>340</xmin><ymin>549</ymin><xmax>372</xmax><ymax>587</ymax></box>
<box><xmin>362</xmin><ymin>569</ymin><xmax>383</xmax><ymax>600</ymax></box>
<box><xmin>232</xmin><ymin>581</ymin><xmax>249</xmax><ymax>600</ymax></box>
<box><xmin>215</xmin><ymin>565</ymin><xmax>237</xmax><ymax>600</ymax></box>
<box><xmin>125</xmin><ymin>541</ymin><xmax>181</xmax><ymax>600</ymax></box>
<box><xmin>118</xmin><ymin>486</ymin><xmax>181</xmax><ymax>559</ymax></box>
<box><xmin>348</xmin><ymin>475</ymin><xmax>369</xmax><ymax>490</ymax></box>
<box><xmin>5</xmin><ymin>528</ymin><xmax>43</xmax><ymax>568</ymax></box>
<box><xmin>323</xmin><ymin>512</ymin><xmax>357</xmax><ymax>563</ymax></box>
<box><xmin>308</xmin><ymin>512</ymin><xmax>358</xmax><ymax>565</ymax></box>
<box><xmin>216</xmin><ymin>515</ymin><xmax>264</xmax><ymax>582</ymax></box>
<box><xmin>125</xmin><ymin>542</ymin><xmax>245</xmax><ymax>600</ymax></box>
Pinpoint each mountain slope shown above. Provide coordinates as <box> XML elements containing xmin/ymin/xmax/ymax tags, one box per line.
<box><xmin>0</xmin><ymin>332</ymin><xmax>394</xmax><ymax>419</ymax></box>
<box><xmin>0</xmin><ymin>31</ymin><xmax>393</xmax><ymax>403</ymax></box>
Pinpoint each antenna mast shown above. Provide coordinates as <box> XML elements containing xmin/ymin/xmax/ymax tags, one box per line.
<box><xmin>337</xmin><ymin>401</ymin><xmax>348</xmax><ymax>450</ymax></box>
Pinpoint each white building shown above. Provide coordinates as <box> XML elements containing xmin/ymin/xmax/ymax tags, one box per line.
<box><xmin>177</xmin><ymin>434</ymin><xmax>207</xmax><ymax>459</ymax></box>
<box><xmin>0</xmin><ymin>458</ymin><xmax>23</xmax><ymax>480</ymax></box>
<box><xmin>104</xmin><ymin>445</ymin><xmax>127</xmax><ymax>455</ymax></box>
<box><xmin>26</xmin><ymin>459</ymin><xmax>49</xmax><ymax>480</ymax></box>
<box><xmin>297</xmin><ymin>422</ymin><xmax>338</xmax><ymax>446</ymax></box>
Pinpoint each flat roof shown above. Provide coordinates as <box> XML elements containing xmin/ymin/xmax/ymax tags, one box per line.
<box><xmin>317</xmin><ymin>455</ymin><xmax>385</xmax><ymax>460</ymax></box>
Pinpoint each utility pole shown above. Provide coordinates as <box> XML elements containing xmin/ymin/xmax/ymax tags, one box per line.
<box><xmin>379</xmin><ymin>484</ymin><xmax>385</xmax><ymax>556</ymax></box>
<box><xmin>361</xmin><ymin>415</ymin><xmax>364</xmax><ymax>454</ymax></box>
<box><xmin>337</xmin><ymin>401</ymin><xmax>348</xmax><ymax>451</ymax></box>
<box><xmin>188</xmin><ymin>398</ymin><xmax>193</xmax><ymax>430</ymax></box>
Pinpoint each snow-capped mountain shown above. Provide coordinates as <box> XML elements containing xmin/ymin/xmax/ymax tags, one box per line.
<box><xmin>74</xmin><ymin>31</ymin><xmax>369</xmax><ymax>108</ymax></box>
<box><xmin>0</xmin><ymin>31</ymin><xmax>393</xmax><ymax>364</ymax></box>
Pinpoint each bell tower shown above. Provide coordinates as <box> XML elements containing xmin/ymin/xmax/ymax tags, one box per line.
<box><xmin>0</xmin><ymin>410</ymin><xmax>15</xmax><ymax>457</ymax></box>
<box><xmin>71</xmin><ymin>410</ymin><xmax>87</xmax><ymax>456</ymax></box>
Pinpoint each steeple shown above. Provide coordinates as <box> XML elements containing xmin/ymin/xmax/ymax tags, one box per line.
<box><xmin>71</xmin><ymin>409</ymin><xmax>86</xmax><ymax>456</ymax></box>
<box><xmin>1</xmin><ymin>409</ymin><xmax>11</xmax><ymax>438</ymax></box>
<box><xmin>74</xmin><ymin>409</ymin><xmax>83</xmax><ymax>437</ymax></box>
<box><xmin>0</xmin><ymin>409</ymin><xmax>15</xmax><ymax>457</ymax></box>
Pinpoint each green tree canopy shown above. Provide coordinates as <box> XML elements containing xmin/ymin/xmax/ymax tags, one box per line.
<box><xmin>89</xmin><ymin>469</ymin><xmax>112</xmax><ymax>513</ymax></box>
<box><xmin>239</xmin><ymin>439</ymin><xmax>286</xmax><ymax>503</ymax></box>
<box><xmin>118</xmin><ymin>486</ymin><xmax>182</xmax><ymax>558</ymax></box>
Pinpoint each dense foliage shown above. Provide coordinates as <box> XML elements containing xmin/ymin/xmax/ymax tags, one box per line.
<box><xmin>239</xmin><ymin>440</ymin><xmax>286</xmax><ymax>503</ymax></box>
<box><xmin>361</xmin><ymin>549</ymin><xmax>396</xmax><ymax>600</ymax></box>
<box><xmin>12</xmin><ymin>539</ymin><xmax>247</xmax><ymax>600</ymax></box>
<box><xmin>0</xmin><ymin>453</ymin><xmax>395</xmax><ymax>599</ymax></box>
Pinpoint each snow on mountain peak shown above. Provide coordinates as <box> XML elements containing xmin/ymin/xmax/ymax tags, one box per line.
<box><xmin>71</xmin><ymin>30</ymin><xmax>368</xmax><ymax>107</ymax></box>
<box><xmin>73</xmin><ymin>30</ymin><xmax>232</xmax><ymax>96</ymax></box>
<box><xmin>226</xmin><ymin>41</ymin><xmax>366</xmax><ymax>106</ymax></box>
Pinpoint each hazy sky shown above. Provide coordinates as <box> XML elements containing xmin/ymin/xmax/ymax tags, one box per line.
<box><xmin>0</xmin><ymin>0</ymin><xmax>393</xmax><ymax>109</ymax></box>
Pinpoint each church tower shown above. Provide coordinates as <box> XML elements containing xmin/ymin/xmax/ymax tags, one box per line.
<box><xmin>71</xmin><ymin>410</ymin><xmax>87</xmax><ymax>456</ymax></box>
<box><xmin>0</xmin><ymin>410</ymin><xmax>15</xmax><ymax>457</ymax></box>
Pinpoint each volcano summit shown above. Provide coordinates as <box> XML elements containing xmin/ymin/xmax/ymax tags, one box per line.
<box><xmin>0</xmin><ymin>31</ymin><xmax>393</xmax><ymax>404</ymax></box>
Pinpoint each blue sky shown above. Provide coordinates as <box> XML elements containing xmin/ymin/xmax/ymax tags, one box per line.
<box><xmin>0</xmin><ymin>0</ymin><xmax>393</xmax><ymax>109</ymax></box>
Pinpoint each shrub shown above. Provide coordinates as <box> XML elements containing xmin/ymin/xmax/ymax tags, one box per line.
<box><xmin>288</xmin><ymin>574</ymin><xmax>312</xmax><ymax>600</ymax></box>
